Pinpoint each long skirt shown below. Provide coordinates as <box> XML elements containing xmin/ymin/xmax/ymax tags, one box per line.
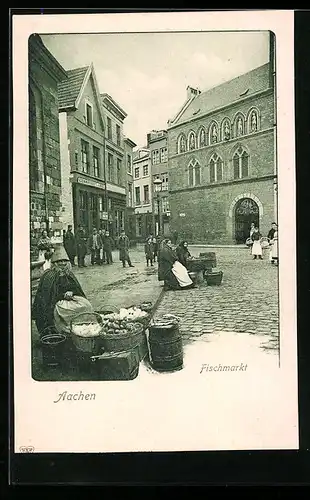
<box><xmin>271</xmin><ymin>239</ymin><xmax>278</xmax><ymax>259</ymax></box>
<box><xmin>251</xmin><ymin>240</ymin><xmax>262</xmax><ymax>256</ymax></box>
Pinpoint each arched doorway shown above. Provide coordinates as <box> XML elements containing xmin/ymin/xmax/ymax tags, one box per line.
<box><xmin>234</xmin><ymin>198</ymin><xmax>259</xmax><ymax>244</ymax></box>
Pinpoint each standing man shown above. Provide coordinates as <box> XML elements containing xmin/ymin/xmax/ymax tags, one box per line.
<box><xmin>76</xmin><ymin>224</ymin><xmax>88</xmax><ymax>268</ymax></box>
<box><xmin>118</xmin><ymin>230</ymin><xmax>134</xmax><ymax>268</ymax></box>
<box><xmin>172</xmin><ymin>230</ymin><xmax>178</xmax><ymax>245</ymax></box>
<box><xmin>104</xmin><ymin>230</ymin><xmax>113</xmax><ymax>264</ymax></box>
<box><xmin>98</xmin><ymin>228</ymin><xmax>106</xmax><ymax>264</ymax></box>
<box><xmin>89</xmin><ymin>228</ymin><xmax>102</xmax><ymax>265</ymax></box>
<box><xmin>64</xmin><ymin>224</ymin><xmax>77</xmax><ymax>267</ymax></box>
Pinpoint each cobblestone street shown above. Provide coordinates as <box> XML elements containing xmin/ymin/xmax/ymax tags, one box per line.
<box><xmin>153</xmin><ymin>245</ymin><xmax>279</xmax><ymax>354</ymax></box>
<box><xmin>76</xmin><ymin>244</ymin><xmax>279</xmax><ymax>352</ymax></box>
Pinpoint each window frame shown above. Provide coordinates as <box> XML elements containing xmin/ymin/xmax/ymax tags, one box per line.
<box><xmin>188</xmin><ymin>159</ymin><xmax>201</xmax><ymax>187</ymax></box>
<box><xmin>107</xmin><ymin>116</ymin><xmax>112</xmax><ymax>140</ymax></box>
<box><xmin>134</xmin><ymin>166</ymin><xmax>140</xmax><ymax>179</ymax></box>
<box><xmin>116</xmin><ymin>158</ymin><xmax>122</xmax><ymax>185</ymax></box>
<box><xmin>209</xmin><ymin>153</ymin><xmax>223</xmax><ymax>183</ymax></box>
<box><xmin>107</xmin><ymin>152</ymin><xmax>114</xmax><ymax>182</ymax></box>
<box><xmin>81</xmin><ymin>139</ymin><xmax>90</xmax><ymax>174</ymax></box>
<box><xmin>143</xmin><ymin>184</ymin><xmax>150</xmax><ymax>205</ymax></box>
<box><xmin>143</xmin><ymin>164</ymin><xmax>149</xmax><ymax>177</ymax></box>
<box><xmin>116</xmin><ymin>124</ymin><xmax>121</xmax><ymax>146</ymax></box>
<box><xmin>135</xmin><ymin>185</ymin><xmax>141</xmax><ymax>205</ymax></box>
<box><xmin>93</xmin><ymin>146</ymin><xmax>100</xmax><ymax>177</ymax></box>
<box><xmin>85</xmin><ymin>101</ymin><xmax>93</xmax><ymax>128</ymax></box>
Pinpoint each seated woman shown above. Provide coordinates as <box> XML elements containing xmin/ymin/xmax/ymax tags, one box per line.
<box><xmin>32</xmin><ymin>245</ymin><xmax>92</xmax><ymax>337</ymax></box>
<box><xmin>175</xmin><ymin>240</ymin><xmax>191</xmax><ymax>269</ymax></box>
<box><xmin>158</xmin><ymin>238</ymin><xmax>195</xmax><ymax>290</ymax></box>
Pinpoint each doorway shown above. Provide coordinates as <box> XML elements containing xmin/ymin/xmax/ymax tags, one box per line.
<box><xmin>234</xmin><ymin>197</ymin><xmax>259</xmax><ymax>244</ymax></box>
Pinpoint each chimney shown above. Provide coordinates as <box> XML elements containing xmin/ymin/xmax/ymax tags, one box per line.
<box><xmin>187</xmin><ymin>86</ymin><xmax>201</xmax><ymax>100</ymax></box>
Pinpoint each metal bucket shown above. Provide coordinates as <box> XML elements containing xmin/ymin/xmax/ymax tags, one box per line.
<box><xmin>40</xmin><ymin>328</ymin><xmax>67</xmax><ymax>368</ymax></box>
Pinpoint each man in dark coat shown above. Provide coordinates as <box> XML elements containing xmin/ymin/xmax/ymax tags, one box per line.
<box><xmin>118</xmin><ymin>230</ymin><xmax>134</xmax><ymax>268</ymax></box>
<box><xmin>75</xmin><ymin>225</ymin><xmax>88</xmax><ymax>267</ymax></box>
<box><xmin>144</xmin><ymin>237</ymin><xmax>155</xmax><ymax>266</ymax></box>
<box><xmin>64</xmin><ymin>225</ymin><xmax>77</xmax><ymax>266</ymax></box>
<box><xmin>104</xmin><ymin>230</ymin><xmax>113</xmax><ymax>264</ymax></box>
<box><xmin>32</xmin><ymin>246</ymin><xmax>86</xmax><ymax>337</ymax></box>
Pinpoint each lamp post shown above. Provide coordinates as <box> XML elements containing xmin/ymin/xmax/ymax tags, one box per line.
<box><xmin>153</xmin><ymin>177</ymin><xmax>163</xmax><ymax>236</ymax></box>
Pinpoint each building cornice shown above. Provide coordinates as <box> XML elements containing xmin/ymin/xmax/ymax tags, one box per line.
<box><xmin>168</xmin><ymin>88</ymin><xmax>274</xmax><ymax>131</ymax></box>
<box><xmin>169</xmin><ymin>173</ymin><xmax>276</xmax><ymax>195</ymax></box>
<box><xmin>101</xmin><ymin>93</ymin><xmax>127</xmax><ymax>121</ymax></box>
<box><xmin>124</xmin><ymin>137</ymin><xmax>137</xmax><ymax>148</ymax></box>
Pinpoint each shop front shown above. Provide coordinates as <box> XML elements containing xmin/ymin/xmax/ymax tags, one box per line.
<box><xmin>72</xmin><ymin>175</ymin><xmax>107</xmax><ymax>238</ymax></box>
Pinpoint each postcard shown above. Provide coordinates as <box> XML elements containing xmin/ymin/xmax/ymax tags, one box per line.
<box><xmin>12</xmin><ymin>9</ymin><xmax>298</xmax><ymax>454</ymax></box>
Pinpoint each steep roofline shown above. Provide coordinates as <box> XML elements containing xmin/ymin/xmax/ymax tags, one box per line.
<box><xmin>168</xmin><ymin>87</ymin><xmax>273</xmax><ymax>131</ymax></box>
<box><xmin>170</xmin><ymin>62</ymin><xmax>270</xmax><ymax>128</ymax></box>
<box><xmin>70</xmin><ymin>63</ymin><xmax>106</xmax><ymax>130</ymax></box>
<box><xmin>29</xmin><ymin>34</ymin><xmax>68</xmax><ymax>82</ymax></box>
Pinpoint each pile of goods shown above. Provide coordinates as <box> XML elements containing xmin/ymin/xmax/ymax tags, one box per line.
<box><xmin>71</xmin><ymin>322</ymin><xmax>102</xmax><ymax>338</ymax></box>
<box><xmin>150</xmin><ymin>314</ymin><xmax>180</xmax><ymax>328</ymax></box>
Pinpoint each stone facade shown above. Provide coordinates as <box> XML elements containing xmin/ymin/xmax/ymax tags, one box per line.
<box><xmin>147</xmin><ymin>130</ymin><xmax>171</xmax><ymax>236</ymax></box>
<box><xmin>124</xmin><ymin>137</ymin><xmax>136</xmax><ymax>241</ymax></box>
<box><xmin>167</xmin><ymin>61</ymin><xmax>277</xmax><ymax>244</ymax></box>
<box><xmin>133</xmin><ymin>149</ymin><xmax>153</xmax><ymax>240</ymax></box>
<box><xmin>29</xmin><ymin>34</ymin><xmax>67</xmax><ymax>259</ymax></box>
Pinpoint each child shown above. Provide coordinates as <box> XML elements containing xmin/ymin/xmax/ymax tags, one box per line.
<box><xmin>251</xmin><ymin>226</ymin><xmax>263</xmax><ymax>260</ymax></box>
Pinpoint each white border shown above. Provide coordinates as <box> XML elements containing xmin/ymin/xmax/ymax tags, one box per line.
<box><xmin>13</xmin><ymin>10</ymin><xmax>298</xmax><ymax>453</ymax></box>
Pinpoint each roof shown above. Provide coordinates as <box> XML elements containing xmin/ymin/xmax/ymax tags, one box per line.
<box><xmin>58</xmin><ymin>66</ymin><xmax>89</xmax><ymax>109</ymax></box>
<box><xmin>101</xmin><ymin>93</ymin><xmax>127</xmax><ymax>120</ymax></box>
<box><xmin>29</xmin><ymin>34</ymin><xmax>68</xmax><ymax>83</ymax></box>
<box><xmin>124</xmin><ymin>137</ymin><xmax>137</xmax><ymax>148</ymax></box>
<box><xmin>171</xmin><ymin>63</ymin><xmax>270</xmax><ymax>126</ymax></box>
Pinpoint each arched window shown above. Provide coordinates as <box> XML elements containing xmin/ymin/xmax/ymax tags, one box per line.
<box><xmin>234</xmin><ymin>113</ymin><xmax>245</xmax><ymax>137</ymax></box>
<box><xmin>198</xmin><ymin>127</ymin><xmax>207</xmax><ymax>148</ymax></box>
<box><xmin>209</xmin><ymin>153</ymin><xmax>223</xmax><ymax>183</ymax></box>
<box><xmin>221</xmin><ymin>118</ymin><xmax>231</xmax><ymax>141</ymax></box>
<box><xmin>188</xmin><ymin>158</ymin><xmax>201</xmax><ymax>187</ymax></box>
<box><xmin>188</xmin><ymin>131</ymin><xmax>196</xmax><ymax>151</ymax></box>
<box><xmin>209</xmin><ymin>122</ymin><xmax>219</xmax><ymax>144</ymax></box>
<box><xmin>177</xmin><ymin>134</ymin><xmax>186</xmax><ymax>154</ymax></box>
<box><xmin>247</xmin><ymin>108</ymin><xmax>259</xmax><ymax>134</ymax></box>
<box><xmin>233</xmin><ymin>146</ymin><xmax>249</xmax><ymax>179</ymax></box>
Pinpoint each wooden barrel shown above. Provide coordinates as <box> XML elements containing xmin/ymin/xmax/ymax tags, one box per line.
<box><xmin>148</xmin><ymin>322</ymin><xmax>183</xmax><ymax>372</ymax></box>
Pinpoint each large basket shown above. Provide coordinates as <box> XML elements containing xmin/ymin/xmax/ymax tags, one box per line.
<box><xmin>40</xmin><ymin>327</ymin><xmax>67</xmax><ymax>368</ymax></box>
<box><xmin>260</xmin><ymin>237</ymin><xmax>270</xmax><ymax>249</ymax></box>
<box><xmin>100</xmin><ymin>321</ymin><xmax>144</xmax><ymax>353</ymax></box>
<box><xmin>70</xmin><ymin>312</ymin><xmax>103</xmax><ymax>354</ymax></box>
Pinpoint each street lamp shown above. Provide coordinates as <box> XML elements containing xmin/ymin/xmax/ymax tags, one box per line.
<box><xmin>153</xmin><ymin>177</ymin><xmax>163</xmax><ymax>236</ymax></box>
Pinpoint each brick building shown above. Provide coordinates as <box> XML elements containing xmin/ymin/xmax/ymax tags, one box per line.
<box><xmin>147</xmin><ymin>130</ymin><xmax>171</xmax><ymax>236</ymax></box>
<box><xmin>133</xmin><ymin>148</ymin><xmax>153</xmax><ymax>240</ymax></box>
<box><xmin>58</xmin><ymin>63</ymin><xmax>107</xmax><ymax>237</ymax></box>
<box><xmin>167</xmin><ymin>36</ymin><xmax>276</xmax><ymax>244</ymax></box>
<box><xmin>124</xmin><ymin>137</ymin><xmax>137</xmax><ymax>241</ymax></box>
<box><xmin>29</xmin><ymin>34</ymin><xmax>68</xmax><ymax>259</ymax></box>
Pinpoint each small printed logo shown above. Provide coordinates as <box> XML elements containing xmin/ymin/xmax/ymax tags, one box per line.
<box><xmin>19</xmin><ymin>446</ymin><xmax>35</xmax><ymax>453</ymax></box>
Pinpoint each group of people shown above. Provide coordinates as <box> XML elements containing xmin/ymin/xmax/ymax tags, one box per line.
<box><xmin>62</xmin><ymin>225</ymin><xmax>114</xmax><ymax>268</ymax></box>
<box><xmin>248</xmin><ymin>222</ymin><xmax>278</xmax><ymax>264</ymax></box>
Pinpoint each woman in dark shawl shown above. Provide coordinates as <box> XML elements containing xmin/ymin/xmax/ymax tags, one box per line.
<box><xmin>32</xmin><ymin>245</ymin><xmax>87</xmax><ymax>337</ymax></box>
<box><xmin>158</xmin><ymin>239</ymin><xmax>194</xmax><ymax>290</ymax></box>
<box><xmin>175</xmin><ymin>240</ymin><xmax>191</xmax><ymax>269</ymax></box>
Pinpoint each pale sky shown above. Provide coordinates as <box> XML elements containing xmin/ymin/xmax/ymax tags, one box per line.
<box><xmin>41</xmin><ymin>31</ymin><xmax>270</xmax><ymax>148</ymax></box>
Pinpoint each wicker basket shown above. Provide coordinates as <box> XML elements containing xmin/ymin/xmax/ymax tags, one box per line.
<box><xmin>70</xmin><ymin>312</ymin><xmax>103</xmax><ymax>354</ymax></box>
<box><xmin>100</xmin><ymin>321</ymin><xmax>144</xmax><ymax>353</ymax></box>
<box><xmin>260</xmin><ymin>237</ymin><xmax>270</xmax><ymax>249</ymax></box>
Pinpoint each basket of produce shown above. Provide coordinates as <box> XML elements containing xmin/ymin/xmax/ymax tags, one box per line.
<box><xmin>99</xmin><ymin>318</ymin><xmax>144</xmax><ymax>353</ymax></box>
<box><xmin>187</xmin><ymin>258</ymin><xmax>206</xmax><ymax>273</ymax></box>
<box><xmin>70</xmin><ymin>312</ymin><xmax>103</xmax><ymax>354</ymax></box>
<box><xmin>245</xmin><ymin>238</ymin><xmax>253</xmax><ymax>247</ymax></box>
<box><xmin>260</xmin><ymin>237</ymin><xmax>270</xmax><ymax>249</ymax></box>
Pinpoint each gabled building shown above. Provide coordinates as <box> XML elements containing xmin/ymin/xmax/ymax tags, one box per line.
<box><xmin>167</xmin><ymin>34</ymin><xmax>276</xmax><ymax>244</ymax></box>
<box><xmin>58</xmin><ymin>63</ymin><xmax>107</xmax><ymax>236</ymax></box>
<box><xmin>29</xmin><ymin>34</ymin><xmax>67</xmax><ymax>259</ymax></box>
